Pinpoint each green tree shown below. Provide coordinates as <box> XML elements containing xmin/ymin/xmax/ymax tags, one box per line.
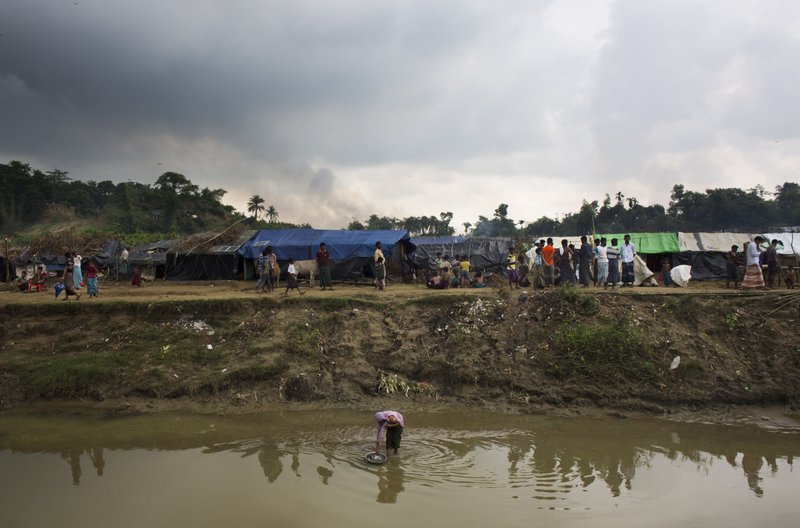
<box><xmin>266</xmin><ymin>205</ymin><xmax>279</xmax><ymax>223</ymax></box>
<box><xmin>247</xmin><ymin>195</ymin><xmax>265</xmax><ymax>220</ymax></box>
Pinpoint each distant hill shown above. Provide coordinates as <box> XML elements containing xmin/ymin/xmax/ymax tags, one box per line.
<box><xmin>1</xmin><ymin>161</ymin><xmax>244</xmax><ymax>243</ymax></box>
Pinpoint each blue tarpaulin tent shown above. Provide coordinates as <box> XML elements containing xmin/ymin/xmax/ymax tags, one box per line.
<box><xmin>238</xmin><ymin>229</ymin><xmax>416</xmax><ymax>280</ymax></box>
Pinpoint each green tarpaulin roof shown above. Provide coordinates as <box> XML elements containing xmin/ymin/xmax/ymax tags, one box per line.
<box><xmin>597</xmin><ymin>232</ymin><xmax>680</xmax><ymax>254</ymax></box>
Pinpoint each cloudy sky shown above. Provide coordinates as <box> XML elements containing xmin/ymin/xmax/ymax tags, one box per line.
<box><xmin>1</xmin><ymin>0</ymin><xmax>799</xmax><ymax>230</ymax></box>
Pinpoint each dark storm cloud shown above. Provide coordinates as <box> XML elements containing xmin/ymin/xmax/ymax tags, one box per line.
<box><xmin>1</xmin><ymin>0</ymin><xmax>798</xmax><ymax>228</ymax></box>
<box><xmin>0</xmin><ymin>0</ymin><xmax>556</xmax><ymax>168</ymax></box>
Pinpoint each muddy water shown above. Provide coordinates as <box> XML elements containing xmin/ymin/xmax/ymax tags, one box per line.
<box><xmin>0</xmin><ymin>409</ymin><xmax>797</xmax><ymax>528</ymax></box>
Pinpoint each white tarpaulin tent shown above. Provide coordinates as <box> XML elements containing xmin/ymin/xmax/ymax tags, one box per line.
<box><xmin>763</xmin><ymin>233</ymin><xmax>800</xmax><ymax>256</ymax></box>
<box><xmin>677</xmin><ymin>232</ymin><xmax>757</xmax><ymax>253</ymax></box>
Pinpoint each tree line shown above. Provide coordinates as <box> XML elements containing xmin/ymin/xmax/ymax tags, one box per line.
<box><xmin>348</xmin><ymin>183</ymin><xmax>800</xmax><ymax>237</ymax></box>
<box><xmin>0</xmin><ymin>161</ymin><xmax>240</xmax><ymax>236</ymax></box>
<box><xmin>4</xmin><ymin>159</ymin><xmax>799</xmax><ymax>239</ymax></box>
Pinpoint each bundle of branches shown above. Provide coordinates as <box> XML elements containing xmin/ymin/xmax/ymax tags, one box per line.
<box><xmin>170</xmin><ymin>220</ymin><xmax>248</xmax><ymax>254</ymax></box>
<box><xmin>26</xmin><ymin>228</ymin><xmax>113</xmax><ymax>256</ymax></box>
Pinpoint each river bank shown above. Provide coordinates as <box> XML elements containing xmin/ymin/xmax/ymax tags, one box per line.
<box><xmin>1</xmin><ymin>282</ymin><xmax>799</xmax><ymax>420</ymax></box>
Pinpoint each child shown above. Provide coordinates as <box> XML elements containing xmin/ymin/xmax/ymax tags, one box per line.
<box><xmin>786</xmin><ymin>264</ymin><xmax>796</xmax><ymax>290</ymax></box>
<box><xmin>661</xmin><ymin>259</ymin><xmax>673</xmax><ymax>287</ymax></box>
<box><xmin>459</xmin><ymin>256</ymin><xmax>471</xmax><ymax>287</ymax></box>
<box><xmin>85</xmin><ymin>258</ymin><xmax>99</xmax><ymax>297</ymax></box>
<box><xmin>16</xmin><ymin>270</ymin><xmax>30</xmax><ymax>292</ymax></box>
<box><xmin>34</xmin><ymin>265</ymin><xmax>48</xmax><ymax>291</ymax></box>
<box><xmin>131</xmin><ymin>265</ymin><xmax>142</xmax><ymax>287</ymax></box>
<box><xmin>725</xmin><ymin>245</ymin><xmax>739</xmax><ymax>289</ymax></box>
<box><xmin>471</xmin><ymin>271</ymin><xmax>486</xmax><ymax>288</ymax></box>
<box><xmin>375</xmin><ymin>256</ymin><xmax>386</xmax><ymax>291</ymax></box>
<box><xmin>283</xmin><ymin>258</ymin><xmax>305</xmax><ymax>296</ymax></box>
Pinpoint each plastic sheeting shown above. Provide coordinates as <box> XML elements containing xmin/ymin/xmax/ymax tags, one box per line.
<box><xmin>670</xmin><ymin>265</ymin><xmax>692</xmax><ymax>287</ymax></box>
<box><xmin>633</xmin><ymin>255</ymin><xmax>658</xmax><ymax>286</ymax></box>
<box><xmin>599</xmin><ymin>232</ymin><xmax>680</xmax><ymax>254</ymax></box>
<box><xmin>678</xmin><ymin>232</ymin><xmax>756</xmax><ymax>253</ymax></box>
<box><xmin>166</xmin><ymin>253</ymin><xmax>237</xmax><ymax>281</ymax></box>
<box><xmin>238</xmin><ymin>229</ymin><xmax>414</xmax><ymax>261</ymax></box>
<box><xmin>763</xmin><ymin>232</ymin><xmax>800</xmax><ymax>256</ymax></box>
<box><xmin>411</xmin><ymin>236</ymin><xmax>512</xmax><ymax>272</ymax></box>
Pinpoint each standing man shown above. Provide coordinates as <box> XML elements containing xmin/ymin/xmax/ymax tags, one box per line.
<box><xmin>541</xmin><ymin>238</ymin><xmax>556</xmax><ymax>287</ymax></box>
<box><xmin>578</xmin><ymin>236</ymin><xmax>593</xmax><ymax>288</ymax></box>
<box><xmin>620</xmin><ymin>234</ymin><xmax>636</xmax><ymax>287</ymax></box>
<box><xmin>742</xmin><ymin>237</ymin><xmax>766</xmax><ymax>290</ymax></box>
<box><xmin>557</xmin><ymin>239</ymin><xmax>575</xmax><ymax>285</ymax></box>
<box><xmin>765</xmin><ymin>239</ymin><xmax>781</xmax><ymax>289</ymax></box>
<box><xmin>374</xmin><ymin>410</ymin><xmax>405</xmax><ymax>460</ymax></box>
<box><xmin>596</xmin><ymin>238</ymin><xmax>609</xmax><ymax>287</ymax></box>
<box><xmin>316</xmin><ymin>242</ymin><xmax>333</xmax><ymax>291</ymax></box>
<box><xmin>725</xmin><ymin>245</ymin><xmax>739</xmax><ymax>289</ymax></box>
<box><xmin>256</xmin><ymin>249</ymin><xmax>269</xmax><ymax>293</ymax></box>
<box><xmin>606</xmin><ymin>238</ymin><xmax>620</xmax><ymax>290</ymax></box>
<box><xmin>373</xmin><ymin>242</ymin><xmax>385</xmax><ymax>289</ymax></box>
<box><xmin>119</xmin><ymin>246</ymin><xmax>129</xmax><ymax>279</ymax></box>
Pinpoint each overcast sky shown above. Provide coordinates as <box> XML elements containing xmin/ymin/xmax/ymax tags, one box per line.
<box><xmin>2</xmin><ymin>0</ymin><xmax>799</xmax><ymax>230</ymax></box>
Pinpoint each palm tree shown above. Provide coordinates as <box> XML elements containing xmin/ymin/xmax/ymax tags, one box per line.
<box><xmin>266</xmin><ymin>205</ymin><xmax>279</xmax><ymax>223</ymax></box>
<box><xmin>247</xmin><ymin>195</ymin><xmax>265</xmax><ymax>220</ymax></box>
<box><xmin>463</xmin><ymin>222</ymin><xmax>472</xmax><ymax>234</ymax></box>
<box><xmin>615</xmin><ymin>191</ymin><xmax>625</xmax><ymax>205</ymax></box>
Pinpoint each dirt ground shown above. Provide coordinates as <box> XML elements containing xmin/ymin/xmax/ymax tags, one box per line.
<box><xmin>1</xmin><ymin>277</ymin><xmax>799</xmax><ymax>427</ymax></box>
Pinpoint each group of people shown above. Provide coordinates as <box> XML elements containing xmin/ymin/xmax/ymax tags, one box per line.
<box><xmin>255</xmin><ymin>245</ymin><xmax>307</xmax><ymax>296</ymax></box>
<box><xmin>425</xmin><ymin>252</ymin><xmax>486</xmax><ymax>289</ymax></box>
<box><xmin>508</xmin><ymin>235</ymin><xmax>639</xmax><ymax>290</ymax></box>
<box><xmin>255</xmin><ymin>241</ymin><xmax>389</xmax><ymax>295</ymax></box>
<box><xmin>738</xmin><ymin>237</ymin><xmax>795</xmax><ymax>290</ymax></box>
<box><xmin>59</xmin><ymin>252</ymin><xmax>103</xmax><ymax>300</ymax></box>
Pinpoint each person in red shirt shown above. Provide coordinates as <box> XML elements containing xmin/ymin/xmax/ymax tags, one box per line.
<box><xmin>316</xmin><ymin>242</ymin><xmax>333</xmax><ymax>291</ymax></box>
<box><xmin>540</xmin><ymin>238</ymin><xmax>556</xmax><ymax>287</ymax></box>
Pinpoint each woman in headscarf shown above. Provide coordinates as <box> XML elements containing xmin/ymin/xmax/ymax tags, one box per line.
<box><xmin>374</xmin><ymin>410</ymin><xmax>405</xmax><ymax>459</ymax></box>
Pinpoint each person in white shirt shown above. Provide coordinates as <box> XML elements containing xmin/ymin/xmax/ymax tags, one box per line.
<box><xmin>283</xmin><ymin>258</ymin><xmax>305</xmax><ymax>296</ymax></box>
<box><xmin>620</xmin><ymin>234</ymin><xmax>636</xmax><ymax>287</ymax></box>
<box><xmin>742</xmin><ymin>237</ymin><xmax>766</xmax><ymax>289</ymax></box>
<box><xmin>596</xmin><ymin>238</ymin><xmax>609</xmax><ymax>285</ymax></box>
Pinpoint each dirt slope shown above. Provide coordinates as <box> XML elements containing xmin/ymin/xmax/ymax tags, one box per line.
<box><xmin>1</xmin><ymin>283</ymin><xmax>799</xmax><ymax>414</ymax></box>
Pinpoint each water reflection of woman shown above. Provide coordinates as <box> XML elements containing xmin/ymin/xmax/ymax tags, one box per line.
<box><xmin>377</xmin><ymin>465</ymin><xmax>405</xmax><ymax>504</ymax></box>
<box><xmin>258</xmin><ymin>444</ymin><xmax>284</xmax><ymax>483</ymax></box>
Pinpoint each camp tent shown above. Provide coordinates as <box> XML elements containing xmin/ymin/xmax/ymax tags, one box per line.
<box><xmin>238</xmin><ymin>229</ymin><xmax>415</xmax><ymax>280</ymax></box>
<box><xmin>674</xmin><ymin>232</ymin><xmax>756</xmax><ymax>280</ymax></box>
<box><xmin>166</xmin><ymin>231</ymin><xmax>256</xmax><ymax>281</ymax></box>
<box><xmin>410</xmin><ymin>236</ymin><xmax>512</xmax><ymax>273</ymax></box>
<box><xmin>128</xmin><ymin>240</ymin><xmax>179</xmax><ymax>279</ymax></box>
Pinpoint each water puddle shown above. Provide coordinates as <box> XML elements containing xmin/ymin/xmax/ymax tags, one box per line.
<box><xmin>0</xmin><ymin>409</ymin><xmax>797</xmax><ymax>527</ymax></box>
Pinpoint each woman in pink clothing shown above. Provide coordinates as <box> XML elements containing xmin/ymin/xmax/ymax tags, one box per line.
<box><xmin>374</xmin><ymin>411</ymin><xmax>404</xmax><ymax>459</ymax></box>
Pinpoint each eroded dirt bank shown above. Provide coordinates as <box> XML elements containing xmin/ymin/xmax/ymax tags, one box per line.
<box><xmin>1</xmin><ymin>285</ymin><xmax>799</xmax><ymax>419</ymax></box>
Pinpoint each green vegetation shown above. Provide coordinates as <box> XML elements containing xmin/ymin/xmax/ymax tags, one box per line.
<box><xmin>547</xmin><ymin>317</ymin><xmax>657</xmax><ymax>386</ymax></box>
<box><xmin>24</xmin><ymin>355</ymin><xmax>124</xmax><ymax>398</ymax></box>
<box><xmin>282</xmin><ymin>322</ymin><xmax>323</xmax><ymax>356</ymax></box>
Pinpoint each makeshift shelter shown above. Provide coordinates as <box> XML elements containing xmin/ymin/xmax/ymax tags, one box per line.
<box><xmin>674</xmin><ymin>232</ymin><xmax>756</xmax><ymax>280</ymax></box>
<box><xmin>166</xmin><ymin>229</ymin><xmax>256</xmax><ymax>281</ymax></box>
<box><xmin>128</xmin><ymin>240</ymin><xmax>179</xmax><ymax>279</ymax></box>
<box><xmin>410</xmin><ymin>236</ymin><xmax>512</xmax><ymax>273</ymax></box>
<box><xmin>238</xmin><ymin>229</ymin><xmax>416</xmax><ymax>280</ymax></box>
